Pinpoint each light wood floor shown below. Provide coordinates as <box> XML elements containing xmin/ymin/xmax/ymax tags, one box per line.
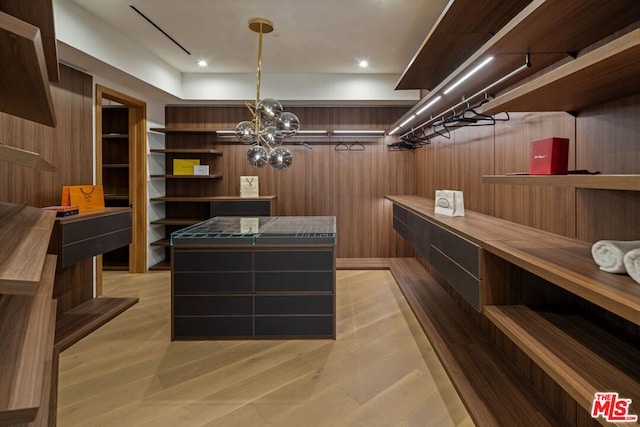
<box><xmin>57</xmin><ymin>270</ymin><xmax>473</xmax><ymax>427</ymax></box>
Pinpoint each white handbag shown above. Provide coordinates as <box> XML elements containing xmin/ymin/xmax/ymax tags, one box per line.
<box><xmin>434</xmin><ymin>190</ymin><xmax>465</xmax><ymax>217</ymax></box>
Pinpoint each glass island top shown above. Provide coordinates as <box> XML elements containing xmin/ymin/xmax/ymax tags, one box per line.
<box><xmin>171</xmin><ymin>216</ymin><xmax>336</xmax><ymax>245</ymax></box>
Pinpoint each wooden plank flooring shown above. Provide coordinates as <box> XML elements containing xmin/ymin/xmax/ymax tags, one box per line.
<box><xmin>57</xmin><ymin>270</ymin><xmax>473</xmax><ymax>426</ymax></box>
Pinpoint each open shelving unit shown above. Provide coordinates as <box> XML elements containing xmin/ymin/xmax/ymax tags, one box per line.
<box><xmin>0</xmin><ymin>203</ymin><xmax>57</xmax><ymax>425</ymax></box>
<box><xmin>387</xmin><ymin>195</ymin><xmax>640</xmax><ymax>424</ymax></box>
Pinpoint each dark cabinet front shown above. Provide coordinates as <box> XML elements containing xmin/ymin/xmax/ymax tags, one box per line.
<box><xmin>172</xmin><ymin>247</ymin><xmax>335</xmax><ymax>339</ymax></box>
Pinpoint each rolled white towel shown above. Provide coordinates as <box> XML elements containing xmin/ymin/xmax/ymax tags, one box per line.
<box><xmin>624</xmin><ymin>248</ymin><xmax>640</xmax><ymax>285</ymax></box>
<box><xmin>591</xmin><ymin>240</ymin><xmax>640</xmax><ymax>273</ymax></box>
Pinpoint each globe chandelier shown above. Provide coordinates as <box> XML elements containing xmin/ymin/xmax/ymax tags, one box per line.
<box><xmin>235</xmin><ymin>18</ymin><xmax>300</xmax><ymax>171</ymax></box>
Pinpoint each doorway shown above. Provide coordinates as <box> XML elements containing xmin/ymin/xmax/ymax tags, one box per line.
<box><xmin>95</xmin><ymin>85</ymin><xmax>147</xmax><ymax>292</ymax></box>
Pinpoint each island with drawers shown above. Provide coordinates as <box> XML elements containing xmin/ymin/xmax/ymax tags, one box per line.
<box><xmin>170</xmin><ymin>216</ymin><xmax>336</xmax><ymax>340</ymax></box>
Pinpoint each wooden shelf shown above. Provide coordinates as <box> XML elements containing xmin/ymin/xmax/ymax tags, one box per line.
<box><xmin>388</xmin><ymin>258</ymin><xmax>564</xmax><ymax>426</ymax></box>
<box><xmin>0</xmin><ymin>11</ymin><xmax>56</xmax><ymax>127</ymax></box>
<box><xmin>396</xmin><ymin>0</ymin><xmax>530</xmax><ymax>90</ymax></box>
<box><xmin>149</xmin><ymin>260</ymin><xmax>171</xmax><ymax>271</ymax></box>
<box><xmin>150</xmin><ymin>148</ymin><xmax>223</xmax><ymax>155</ymax></box>
<box><xmin>390</xmin><ymin>0</ymin><xmax>640</xmax><ymax>134</ymax></box>
<box><xmin>102</xmin><ymin>134</ymin><xmax>129</xmax><ymax>139</ymax></box>
<box><xmin>150</xmin><ymin>218</ymin><xmax>204</xmax><ymax>226</ymax></box>
<box><xmin>150</xmin><ymin>238</ymin><xmax>171</xmax><ymax>246</ymax></box>
<box><xmin>104</xmin><ymin>194</ymin><xmax>129</xmax><ymax>200</ymax></box>
<box><xmin>0</xmin><ymin>255</ymin><xmax>56</xmax><ymax>424</ymax></box>
<box><xmin>483</xmin><ymin>29</ymin><xmax>640</xmax><ymax>114</ymax></box>
<box><xmin>103</xmin><ymin>163</ymin><xmax>129</xmax><ymax>168</ymax></box>
<box><xmin>54</xmin><ymin>297</ymin><xmax>138</xmax><ymax>353</ymax></box>
<box><xmin>151</xmin><ymin>195</ymin><xmax>276</xmax><ymax>203</ymax></box>
<box><xmin>482</xmin><ymin>174</ymin><xmax>640</xmax><ymax>191</ymax></box>
<box><xmin>0</xmin><ymin>143</ymin><xmax>56</xmax><ymax>172</ymax></box>
<box><xmin>484</xmin><ymin>305</ymin><xmax>640</xmax><ymax>418</ymax></box>
<box><xmin>0</xmin><ymin>202</ymin><xmax>55</xmax><ymax>295</ymax></box>
<box><xmin>150</xmin><ymin>174</ymin><xmax>223</xmax><ymax>179</ymax></box>
<box><xmin>386</xmin><ymin>195</ymin><xmax>640</xmax><ymax>326</ymax></box>
<box><xmin>149</xmin><ymin>127</ymin><xmax>221</xmax><ymax>134</ymax></box>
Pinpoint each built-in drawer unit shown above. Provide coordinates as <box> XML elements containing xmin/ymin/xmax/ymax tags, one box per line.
<box><xmin>48</xmin><ymin>208</ymin><xmax>132</xmax><ymax>268</ymax></box>
<box><xmin>172</xmin><ymin>246</ymin><xmax>335</xmax><ymax>339</ymax></box>
<box><xmin>392</xmin><ymin>202</ymin><xmax>482</xmax><ymax>311</ymax></box>
<box><xmin>393</xmin><ymin>205</ymin><xmax>432</xmax><ymax>261</ymax></box>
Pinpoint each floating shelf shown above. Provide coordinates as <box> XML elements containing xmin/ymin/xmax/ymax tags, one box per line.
<box><xmin>482</xmin><ymin>174</ymin><xmax>640</xmax><ymax>191</ymax></box>
<box><xmin>0</xmin><ymin>11</ymin><xmax>56</xmax><ymax>127</ymax></box>
<box><xmin>149</xmin><ymin>148</ymin><xmax>223</xmax><ymax>155</ymax></box>
<box><xmin>0</xmin><ymin>203</ymin><xmax>55</xmax><ymax>295</ymax></box>
<box><xmin>484</xmin><ymin>305</ymin><xmax>640</xmax><ymax>417</ymax></box>
<box><xmin>482</xmin><ymin>29</ymin><xmax>640</xmax><ymax>114</ymax></box>
<box><xmin>390</xmin><ymin>0</ymin><xmax>640</xmax><ymax>134</ymax></box>
<box><xmin>150</xmin><ymin>174</ymin><xmax>223</xmax><ymax>179</ymax></box>
<box><xmin>102</xmin><ymin>134</ymin><xmax>129</xmax><ymax>139</ymax></box>
<box><xmin>150</xmin><ymin>238</ymin><xmax>171</xmax><ymax>247</ymax></box>
<box><xmin>149</xmin><ymin>127</ymin><xmax>220</xmax><ymax>134</ymax></box>
<box><xmin>0</xmin><ymin>143</ymin><xmax>56</xmax><ymax>172</ymax></box>
<box><xmin>151</xmin><ymin>195</ymin><xmax>276</xmax><ymax>203</ymax></box>
<box><xmin>0</xmin><ymin>255</ymin><xmax>56</xmax><ymax>424</ymax></box>
<box><xmin>150</xmin><ymin>218</ymin><xmax>205</xmax><ymax>226</ymax></box>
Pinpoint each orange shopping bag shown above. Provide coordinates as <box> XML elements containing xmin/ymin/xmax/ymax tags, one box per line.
<box><xmin>61</xmin><ymin>185</ymin><xmax>105</xmax><ymax>212</ymax></box>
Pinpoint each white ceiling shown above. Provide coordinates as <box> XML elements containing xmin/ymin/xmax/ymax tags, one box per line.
<box><xmin>68</xmin><ymin>0</ymin><xmax>449</xmax><ymax>76</ymax></box>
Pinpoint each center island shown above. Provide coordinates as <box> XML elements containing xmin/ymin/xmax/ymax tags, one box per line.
<box><xmin>170</xmin><ymin>216</ymin><xmax>336</xmax><ymax>340</ymax></box>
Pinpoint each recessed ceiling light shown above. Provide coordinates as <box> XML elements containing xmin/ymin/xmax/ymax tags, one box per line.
<box><xmin>197</xmin><ymin>59</ymin><xmax>208</xmax><ymax>67</ymax></box>
<box><xmin>359</xmin><ymin>60</ymin><xmax>369</xmax><ymax>68</ymax></box>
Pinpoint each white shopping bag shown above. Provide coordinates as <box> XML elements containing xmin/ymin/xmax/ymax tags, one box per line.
<box><xmin>434</xmin><ymin>190</ymin><xmax>465</xmax><ymax>217</ymax></box>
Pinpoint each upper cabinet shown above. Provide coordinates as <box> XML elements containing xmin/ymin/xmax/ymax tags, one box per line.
<box><xmin>391</xmin><ymin>0</ymin><xmax>640</xmax><ymax>135</ymax></box>
<box><xmin>0</xmin><ymin>0</ymin><xmax>58</xmax><ymax>127</ymax></box>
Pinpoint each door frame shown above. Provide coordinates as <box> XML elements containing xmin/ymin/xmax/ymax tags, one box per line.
<box><xmin>95</xmin><ymin>85</ymin><xmax>147</xmax><ymax>290</ymax></box>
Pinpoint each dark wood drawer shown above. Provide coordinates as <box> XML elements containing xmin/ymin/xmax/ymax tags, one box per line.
<box><xmin>173</xmin><ymin>295</ymin><xmax>253</xmax><ymax>315</ymax></box>
<box><xmin>255</xmin><ymin>315</ymin><xmax>334</xmax><ymax>337</ymax></box>
<box><xmin>407</xmin><ymin>211</ymin><xmax>432</xmax><ymax>261</ymax></box>
<box><xmin>173</xmin><ymin>316</ymin><xmax>253</xmax><ymax>338</ymax></box>
<box><xmin>49</xmin><ymin>208</ymin><xmax>132</xmax><ymax>268</ymax></box>
<box><xmin>431</xmin><ymin>246</ymin><xmax>481</xmax><ymax>311</ymax></box>
<box><xmin>255</xmin><ymin>250</ymin><xmax>334</xmax><ymax>271</ymax></box>
<box><xmin>393</xmin><ymin>216</ymin><xmax>409</xmax><ymax>240</ymax></box>
<box><xmin>210</xmin><ymin>200</ymin><xmax>272</xmax><ymax>216</ymax></box>
<box><xmin>393</xmin><ymin>204</ymin><xmax>409</xmax><ymax>224</ymax></box>
<box><xmin>431</xmin><ymin>225</ymin><xmax>480</xmax><ymax>278</ymax></box>
<box><xmin>255</xmin><ymin>272</ymin><xmax>334</xmax><ymax>292</ymax></box>
<box><xmin>173</xmin><ymin>250</ymin><xmax>252</xmax><ymax>271</ymax></box>
<box><xmin>255</xmin><ymin>295</ymin><xmax>333</xmax><ymax>315</ymax></box>
<box><xmin>173</xmin><ymin>272</ymin><xmax>252</xmax><ymax>293</ymax></box>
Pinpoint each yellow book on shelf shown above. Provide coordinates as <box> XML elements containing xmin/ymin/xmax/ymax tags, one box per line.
<box><xmin>173</xmin><ymin>159</ymin><xmax>200</xmax><ymax>175</ymax></box>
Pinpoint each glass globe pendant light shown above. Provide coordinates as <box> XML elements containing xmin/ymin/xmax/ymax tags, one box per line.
<box><xmin>235</xmin><ymin>18</ymin><xmax>300</xmax><ymax>171</ymax></box>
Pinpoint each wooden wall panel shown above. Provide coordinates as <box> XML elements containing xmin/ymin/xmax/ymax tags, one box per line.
<box><xmin>0</xmin><ymin>64</ymin><xmax>94</xmax><ymax>316</ymax></box>
<box><xmin>576</xmin><ymin>93</ymin><xmax>640</xmax><ymax>242</ymax></box>
<box><xmin>493</xmin><ymin>112</ymin><xmax>576</xmax><ymax>236</ymax></box>
<box><xmin>164</xmin><ymin>106</ymin><xmax>413</xmax><ymax>258</ymax></box>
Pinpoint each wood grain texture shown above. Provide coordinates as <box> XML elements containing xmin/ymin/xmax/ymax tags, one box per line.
<box><xmin>57</xmin><ymin>269</ymin><xmax>472</xmax><ymax>427</ymax></box>
<box><xmin>0</xmin><ymin>10</ymin><xmax>55</xmax><ymax>126</ymax></box>
<box><xmin>386</xmin><ymin>195</ymin><xmax>640</xmax><ymax>326</ymax></box>
<box><xmin>0</xmin><ymin>143</ymin><xmax>56</xmax><ymax>171</ymax></box>
<box><xmin>396</xmin><ymin>0</ymin><xmax>530</xmax><ymax>90</ymax></box>
<box><xmin>0</xmin><ymin>0</ymin><xmax>59</xmax><ymax>82</ymax></box>
<box><xmin>0</xmin><ymin>202</ymin><xmax>55</xmax><ymax>294</ymax></box>
<box><xmin>484</xmin><ymin>305</ymin><xmax>640</xmax><ymax>424</ymax></box>
<box><xmin>575</xmin><ymin>93</ymin><xmax>640</xmax><ymax>242</ymax></box>
<box><xmin>162</xmin><ymin>106</ymin><xmax>412</xmax><ymax>258</ymax></box>
<box><xmin>483</xmin><ymin>174</ymin><xmax>640</xmax><ymax>191</ymax></box>
<box><xmin>0</xmin><ymin>255</ymin><xmax>56</xmax><ymax>424</ymax></box>
<box><xmin>483</xmin><ymin>29</ymin><xmax>640</xmax><ymax>114</ymax></box>
<box><xmin>388</xmin><ymin>258</ymin><xmax>564</xmax><ymax>426</ymax></box>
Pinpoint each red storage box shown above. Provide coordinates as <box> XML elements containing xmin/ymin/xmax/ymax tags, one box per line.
<box><xmin>529</xmin><ymin>137</ymin><xmax>570</xmax><ymax>175</ymax></box>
